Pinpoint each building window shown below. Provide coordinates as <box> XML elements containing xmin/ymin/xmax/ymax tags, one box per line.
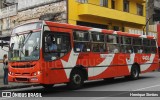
<box><xmin>123</xmin><ymin>0</ymin><xmax>129</xmax><ymax>12</ymax></box>
<box><xmin>122</xmin><ymin>27</ymin><xmax>125</xmax><ymax>32</ymax></box>
<box><xmin>0</xmin><ymin>21</ymin><xmax>2</xmax><ymax>31</ymax></box>
<box><xmin>111</xmin><ymin>0</ymin><xmax>115</xmax><ymax>9</ymax></box>
<box><xmin>3</xmin><ymin>18</ymin><xmax>11</xmax><ymax>30</ymax></box>
<box><xmin>6</xmin><ymin>18</ymin><xmax>10</xmax><ymax>29</ymax></box>
<box><xmin>100</xmin><ymin>0</ymin><xmax>108</xmax><ymax>7</ymax></box>
<box><xmin>113</xmin><ymin>26</ymin><xmax>119</xmax><ymax>31</ymax></box>
<box><xmin>77</xmin><ymin>21</ymin><xmax>108</xmax><ymax>29</ymax></box>
<box><xmin>77</xmin><ymin>0</ymin><xmax>88</xmax><ymax>3</ymax></box>
<box><xmin>137</xmin><ymin>4</ymin><xmax>143</xmax><ymax>16</ymax></box>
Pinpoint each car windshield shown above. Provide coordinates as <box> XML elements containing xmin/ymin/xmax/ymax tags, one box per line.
<box><xmin>9</xmin><ymin>31</ymin><xmax>41</xmax><ymax>61</ymax></box>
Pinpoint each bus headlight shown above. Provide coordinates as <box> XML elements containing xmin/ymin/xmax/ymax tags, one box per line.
<box><xmin>9</xmin><ymin>72</ymin><xmax>14</xmax><ymax>75</ymax></box>
<box><xmin>33</xmin><ymin>72</ymin><xmax>37</xmax><ymax>76</ymax></box>
<box><xmin>32</xmin><ymin>71</ymin><xmax>41</xmax><ymax>76</ymax></box>
<box><xmin>37</xmin><ymin>71</ymin><xmax>41</xmax><ymax>75</ymax></box>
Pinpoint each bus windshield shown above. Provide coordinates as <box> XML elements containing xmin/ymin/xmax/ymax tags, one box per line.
<box><xmin>9</xmin><ymin>31</ymin><xmax>41</xmax><ymax>61</ymax></box>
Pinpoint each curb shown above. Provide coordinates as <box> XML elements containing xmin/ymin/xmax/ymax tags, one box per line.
<box><xmin>0</xmin><ymin>83</ymin><xmax>41</xmax><ymax>90</ymax></box>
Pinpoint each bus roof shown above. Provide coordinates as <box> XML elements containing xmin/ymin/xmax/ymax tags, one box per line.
<box><xmin>44</xmin><ymin>21</ymin><xmax>156</xmax><ymax>39</ymax></box>
<box><xmin>13</xmin><ymin>20</ymin><xmax>156</xmax><ymax>39</ymax></box>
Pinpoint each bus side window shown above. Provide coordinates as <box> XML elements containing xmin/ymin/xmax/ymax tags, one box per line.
<box><xmin>73</xmin><ymin>30</ymin><xmax>91</xmax><ymax>52</ymax></box>
<box><xmin>91</xmin><ymin>32</ymin><xmax>106</xmax><ymax>53</ymax></box>
<box><xmin>120</xmin><ymin>36</ymin><xmax>133</xmax><ymax>53</ymax></box>
<box><xmin>43</xmin><ymin>31</ymin><xmax>71</xmax><ymax>61</ymax></box>
<box><xmin>133</xmin><ymin>38</ymin><xmax>143</xmax><ymax>53</ymax></box>
<box><xmin>106</xmin><ymin>35</ymin><xmax>120</xmax><ymax>53</ymax></box>
<box><xmin>151</xmin><ymin>39</ymin><xmax>157</xmax><ymax>53</ymax></box>
<box><xmin>143</xmin><ymin>38</ymin><xmax>151</xmax><ymax>53</ymax></box>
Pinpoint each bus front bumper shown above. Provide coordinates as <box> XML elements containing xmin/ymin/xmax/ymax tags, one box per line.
<box><xmin>8</xmin><ymin>74</ymin><xmax>42</xmax><ymax>83</ymax></box>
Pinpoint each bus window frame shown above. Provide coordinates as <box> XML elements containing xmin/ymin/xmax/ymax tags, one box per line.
<box><xmin>91</xmin><ymin>31</ymin><xmax>107</xmax><ymax>53</ymax></box>
<box><xmin>73</xmin><ymin>30</ymin><xmax>91</xmax><ymax>53</ymax></box>
<box><xmin>132</xmin><ymin>37</ymin><xmax>143</xmax><ymax>54</ymax></box>
<box><xmin>150</xmin><ymin>39</ymin><xmax>157</xmax><ymax>54</ymax></box>
<box><xmin>120</xmin><ymin>36</ymin><xmax>133</xmax><ymax>54</ymax></box>
<box><xmin>143</xmin><ymin>38</ymin><xmax>151</xmax><ymax>54</ymax></box>
<box><xmin>42</xmin><ymin>26</ymin><xmax>72</xmax><ymax>62</ymax></box>
<box><xmin>106</xmin><ymin>34</ymin><xmax>120</xmax><ymax>54</ymax></box>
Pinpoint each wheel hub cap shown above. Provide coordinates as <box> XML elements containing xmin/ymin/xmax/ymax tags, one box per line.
<box><xmin>73</xmin><ymin>74</ymin><xmax>81</xmax><ymax>84</ymax></box>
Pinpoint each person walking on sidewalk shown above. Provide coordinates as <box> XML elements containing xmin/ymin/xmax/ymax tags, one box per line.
<box><xmin>3</xmin><ymin>54</ymin><xmax>8</xmax><ymax>85</ymax></box>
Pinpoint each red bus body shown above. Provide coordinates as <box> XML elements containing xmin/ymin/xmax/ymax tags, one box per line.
<box><xmin>8</xmin><ymin>21</ymin><xmax>159</xmax><ymax>85</ymax></box>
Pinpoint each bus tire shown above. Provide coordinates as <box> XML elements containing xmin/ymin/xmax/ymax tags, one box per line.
<box><xmin>130</xmin><ymin>65</ymin><xmax>140</xmax><ymax>80</ymax></box>
<box><xmin>42</xmin><ymin>84</ymin><xmax>54</xmax><ymax>89</ymax></box>
<box><xmin>67</xmin><ymin>70</ymin><xmax>84</xmax><ymax>90</ymax></box>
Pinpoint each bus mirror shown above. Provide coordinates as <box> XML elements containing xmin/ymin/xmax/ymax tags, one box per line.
<box><xmin>1</xmin><ymin>40</ymin><xmax>4</xmax><ymax>48</ymax></box>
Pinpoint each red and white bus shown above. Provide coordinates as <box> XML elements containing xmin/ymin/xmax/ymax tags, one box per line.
<box><xmin>6</xmin><ymin>21</ymin><xmax>159</xmax><ymax>89</ymax></box>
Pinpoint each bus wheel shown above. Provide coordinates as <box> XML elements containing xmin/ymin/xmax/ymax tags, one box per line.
<box><xmin>130</xmin><ymin>65</ymin><xmax>140</xmax><ymax>80</ymax></box>
<box><xmin>67</xmin><ymin>70</ymin><xmax>84</xmax><ymax>89</ymax></box>
<box><xmin>42</xmin><ymin>84</ymin><xmax>54</xmax><ymax>89</ymax></box>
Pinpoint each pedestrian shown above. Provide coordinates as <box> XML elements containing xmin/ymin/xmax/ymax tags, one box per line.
<box><xmin>3</xmin><ymin>54</ymin><xmax>8</xmax><ymax>85</ymax></box>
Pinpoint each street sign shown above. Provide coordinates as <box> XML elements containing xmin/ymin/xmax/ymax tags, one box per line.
<box><xmin>153</xmin><ymin>13</ymin><xmax>160</xmax><ymax>22</ymax></box>
<box><xmin>0</xmin><ymin>4</ymin><xmax>17</xmax><ymax>19</ymax></box>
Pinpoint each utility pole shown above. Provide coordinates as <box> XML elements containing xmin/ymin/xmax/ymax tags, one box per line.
<box><xmin>0</xmin><ymin>0</ymin><xmax>3</xmax><ymax>35</ymax></box>
<box><xmin>146</xmin><ymin>0</ymin><xmax>149</xmax><ymax>35</ymax></box>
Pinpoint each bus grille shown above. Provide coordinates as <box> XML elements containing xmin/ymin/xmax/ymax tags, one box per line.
<box><xmin>12</xmin><ymin>64</ymin><xmax>35</xmax><ymax>68</ymax></box>
<box><xmin>15</xmin><ymin>78</ymin><xmax>29</xmax><ymax>82</ymax></box>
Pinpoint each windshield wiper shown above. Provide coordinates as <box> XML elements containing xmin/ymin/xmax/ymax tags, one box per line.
<box><xmin>20</xmin><ymin>30</ymin><xmax>33</xmax><ymax>48</ymax></box>
<box><xmin>19</xmin><ymin>31</ymin><xmax>33</xmax><ymax>60</ymax></box>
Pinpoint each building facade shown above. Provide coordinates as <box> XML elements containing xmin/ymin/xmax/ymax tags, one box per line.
<box><xmin>147</xmin><ymin>0</ymin><xmax>160</xmax><ymax>37</ymax></box>
<box><xmin>0</xmin><ymin>0</ymin><xmax>157</xmax><ymax>37</ymax></box>
<box><xmin>148</xmin><ymin>0</ymin><xmax>160</xmax><ymax>24</ymax></box>
<box><xmin>69</xmin><ymin>0</ymin><xmax>145</xmax><ymax>31</ymax></box>
<box><xmin>0</xmin><ymin>0</ymin><xmax>67</xmax><ymax>36</ymax></box>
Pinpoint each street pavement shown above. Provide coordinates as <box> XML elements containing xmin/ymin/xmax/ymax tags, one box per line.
<box><xmin>0</xmin><ymin>71</ymin><xmax>160</xmax><ymax>100</ymax></box>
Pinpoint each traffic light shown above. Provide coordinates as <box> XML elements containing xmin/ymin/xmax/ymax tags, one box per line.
<box><xmin>153</xmin><ymin>13</ymin><xmax>160</xmax><ymax>21</ymax></box>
